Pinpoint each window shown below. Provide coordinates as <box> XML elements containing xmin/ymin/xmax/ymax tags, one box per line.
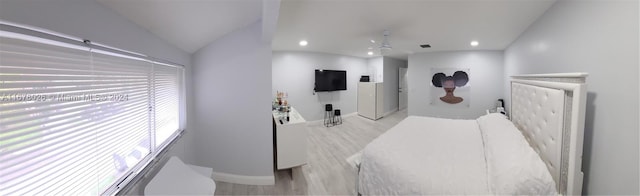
<box><xmin>0</xmin><ymin>26</ymin><xmax>185</xmax><ymax>195</ymax></box>
<box><xmin>153</xmin><ymin>64</ymin><xmax>181</xmax><ymax>147</ymax></box>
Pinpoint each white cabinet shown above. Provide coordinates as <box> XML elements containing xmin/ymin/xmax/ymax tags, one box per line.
<box><xmin>272</xmin><ymin>107</ymin><xmax>308</xmax><ymax>170</ymax></box>
<box><xmin>358</xmin><ymin>82</ymin><xmax>384</xmax><ymax>120</ymax></box>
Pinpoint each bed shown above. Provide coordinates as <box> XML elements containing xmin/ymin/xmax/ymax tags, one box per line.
<box><xmin>357</xmin><ymin>73</ymin><xmax>588</xmax><ymax>195</ymax></box>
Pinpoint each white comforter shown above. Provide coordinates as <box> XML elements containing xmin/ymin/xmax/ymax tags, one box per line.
<box><xmin>358</xmin><ymin>116</ymin><xmax>490</xmax><ymax>195</ymax></box>
<box><xmin>358</xmin><ymin>114</ymin><xmax>556</xmax><ymax>195</ymax></box>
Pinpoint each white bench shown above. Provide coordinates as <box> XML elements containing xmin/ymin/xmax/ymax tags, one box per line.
<box><xmin>145</xmin><ymin>156</ymin><xmax>216</xmax><ymax>195</ymax></box>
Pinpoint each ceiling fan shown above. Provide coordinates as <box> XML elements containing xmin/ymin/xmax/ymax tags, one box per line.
<box><xmin>379</xmin><ymin>30</ymin><xmax>393</xmax><ymax>54</ymax></box>
<box><xmin>369</xmin><ymin>29</ymin><xmax>393</xmax><ymax>56</ymax></box>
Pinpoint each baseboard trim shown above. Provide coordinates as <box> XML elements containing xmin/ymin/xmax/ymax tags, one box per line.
<box><xmin>306</xmin><ymin>112</ymin><xmax>357</xmax><ymax>126</ymax></box>
<box><xmin>211</xmin><ymin>172</ymin><xmax>275</xmax><ymax>185</ymax></box>
<box><xmin>383</xmin><ymin>108</ymin><xmax>399</xmax><ymax>117</ymax></box>
<box><xmin>344</xmin><ymin>112</ymin><xmax>358</xmax><ymax>118</ymax></box>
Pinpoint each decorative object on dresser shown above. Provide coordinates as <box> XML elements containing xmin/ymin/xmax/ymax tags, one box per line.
<box><xmin>273</xmin><ymin>91</ymin><xmax>289</xmax><ymax>111</ymax></box>
<box><xmin>358</xmin><ymin>82</ymin><xmax>384</xmax><ymax>120</ymax></box>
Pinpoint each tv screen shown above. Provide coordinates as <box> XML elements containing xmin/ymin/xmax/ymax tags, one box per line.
<box><xmin>315</xmin><ymin>70</ymin><xmax>347</xmax><ymax>92</ymax></box>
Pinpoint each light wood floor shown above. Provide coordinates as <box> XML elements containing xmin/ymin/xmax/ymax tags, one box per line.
<box><xmin>214</xmin><ymin>110</ymin><xmax>408</xmax><ymax>195</ymax></box>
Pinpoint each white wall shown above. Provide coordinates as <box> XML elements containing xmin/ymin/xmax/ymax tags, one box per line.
<box><xmin>272</xmin><ymin>51</ymin><xmax>368</xmax><ymax>121</ymax></box>
<box><xmin>0</xmin><ymin>1</ymin><xmax>195</xmax><ymax>194</ymax></box>
<box><xmin>271</xmin><ymin>53</ymin><xmax>407</xmax><ymax>121</ymax></box>
<box><xmin>503</xmin><ymin>0</ymin><xmax>639</xmax><ymax>194</ymax></box>
<box><xmin>192</xmin><ymin>21</ymin><xmax>274</xmax><ymax>181</ymax></box>
<box><xmin>367</xmin><ymin>57</ymin><xmax>384</xmax><ymax>82</ymax></box>
<box><xmin>382</xmin><ymin>57</ymin><xmax>408</xmax><ymax>115</ymax></box>
<box><xmin>408</xmin><ymin>51</ymin><xmax>504</xmax><ymax>119</ymax></box>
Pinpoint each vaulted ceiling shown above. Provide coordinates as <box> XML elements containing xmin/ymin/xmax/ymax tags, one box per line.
<box><xmin>97</xmin><ymin>0</ymin><xmax>263</xmax><ymax>53</ymax></box>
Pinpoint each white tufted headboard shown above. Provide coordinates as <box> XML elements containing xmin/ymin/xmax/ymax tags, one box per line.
<box><xmin>510</xmin><ymin>73</ymin><xmax>588</xmax><ymax>195</ymax></box>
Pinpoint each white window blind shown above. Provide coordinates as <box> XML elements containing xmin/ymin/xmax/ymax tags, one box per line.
<box><xmin>153</xmin><ymin>64</ymin><xmax>180</xmax><ymax>147</ymax></box>
<box><xmin>0</xmin><ymin>29</ymin><xmax>184</xmax><ymax>195</ymax></box>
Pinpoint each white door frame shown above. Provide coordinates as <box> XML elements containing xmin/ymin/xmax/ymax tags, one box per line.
<box><xmin>398</xmin><ymin>67</ymin><xmax>408</xmax><ymax>110</ymax></box>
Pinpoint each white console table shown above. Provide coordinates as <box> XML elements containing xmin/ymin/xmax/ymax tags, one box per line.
<box><xmin>272</xmin><ymin>107</ymin><xmax>308</xmax><ymax>170</ymax></box>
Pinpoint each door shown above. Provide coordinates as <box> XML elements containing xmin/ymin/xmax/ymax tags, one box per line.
<box><xmin>398</xmin><ymin>68</ymin><xmax>408</xmax><ymax>110</ymax></box>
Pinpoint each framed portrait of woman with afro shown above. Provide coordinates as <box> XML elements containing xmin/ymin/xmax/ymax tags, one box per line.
<box><xmin>430</xmin><ymin>68</ymin><xmax>470</xmax><ymax>108</ymax></box>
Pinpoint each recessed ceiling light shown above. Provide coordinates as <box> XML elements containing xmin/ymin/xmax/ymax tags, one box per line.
<box><xmin>299</xmin><ymin>40</ymin><xmax>308</xmax><ymax>46</ymax></box>
<box><xmin>370</xmin><ymin>40</ymin><xmax>376</xmax><ymax>43</ymax></box>
<box><xmin>367</xmin><ymin>51</ymin><xmax>374</xmax><ymax>56</ymax></box>
<box><xmin>470</xmin><ymin>41</ymin><xmax>479</xmax><ymax>46</ymax></box>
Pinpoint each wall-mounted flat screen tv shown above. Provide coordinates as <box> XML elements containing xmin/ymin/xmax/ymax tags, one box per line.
<box><xmin>315</xmin><ymin>69</ymin><xmax>347</xmax><ymax>92</ymax></box>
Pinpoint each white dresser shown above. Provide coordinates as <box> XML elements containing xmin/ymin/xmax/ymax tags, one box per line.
<box><xmin>272</xmin><ymin>107</ymin><xmax>308</xmax><ymax>170</ymax></box>
<box><xmin>358</xmin><ymin>82</ymin><xmax>384</xmax><ymax>120</ymax></box>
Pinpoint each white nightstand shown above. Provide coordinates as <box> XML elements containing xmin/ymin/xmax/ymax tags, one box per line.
<box><xmin>486</xmin><ymin>107</ymin><xmax>508</xmax><ymax>118</ymax></box>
